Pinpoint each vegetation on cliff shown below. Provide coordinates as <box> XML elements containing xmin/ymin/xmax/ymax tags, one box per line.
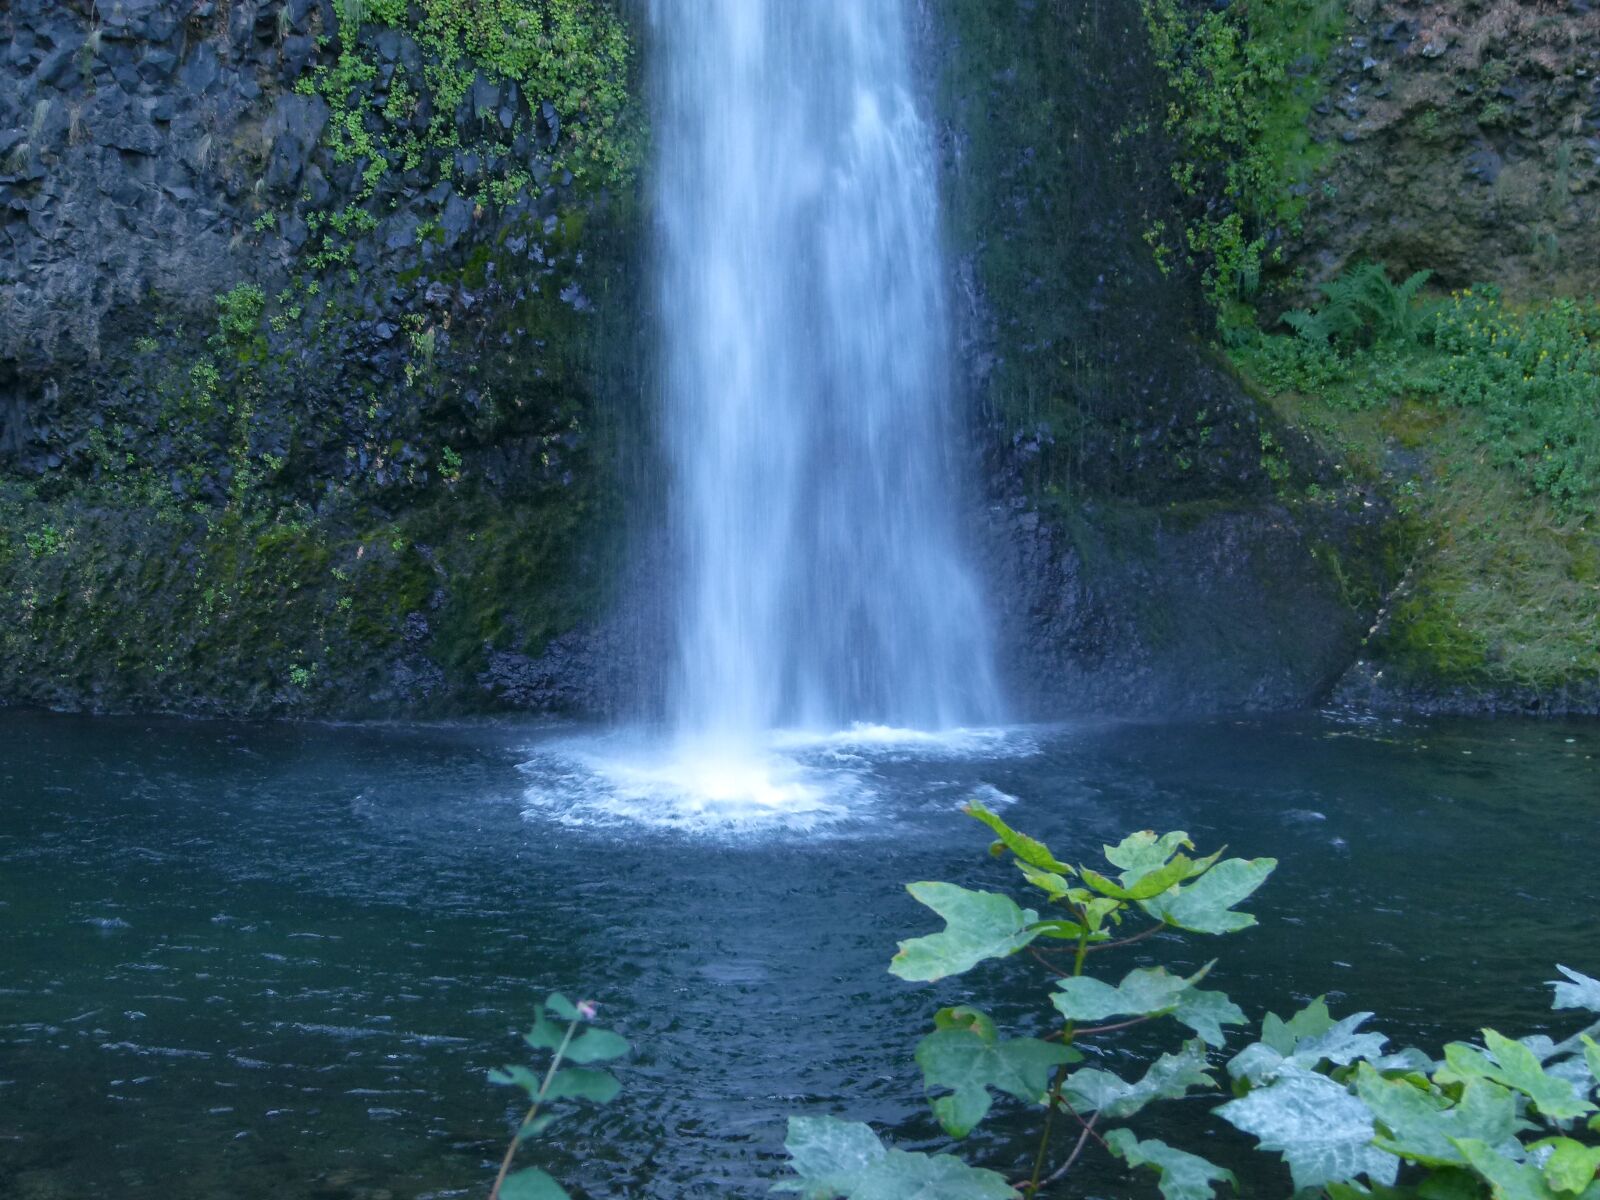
<box><xmin>0</xmin><ymin>0</ymin><xmax>642</xmax><ymax>716</ymax></box>
<box><xmin>1144</xmin><ymin>0</ymin><xmax>1599</xmax><ymax>708</ymax></box>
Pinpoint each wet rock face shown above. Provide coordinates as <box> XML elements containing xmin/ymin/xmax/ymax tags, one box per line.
<box><xmin>1</xmin><ymin>0</ymin><xmax>260</xmax><ymax>374</ymax></box>
<box><xmin>0</xmin><ymin>0</ymin><xmax>598</xmax><ymax>393</ymax></box>
<box><xmin>0</xmin><ymin>0</ymin><xmax>644</xmax><ymax>719</ymax></box>
<box><xmin>927</xmin><ymin>0</ymin><xmax>1397</xmax><ymax>716</ymax></box>
<box><xmin>988</xmin><ymin>499</ymin><xmax>1378</xmax><ymax>717</ymax></box>
<box><xmin>1286</xmin><ymin>0</ymin><xmax>1600</xmax><ymax>297</ymax></box>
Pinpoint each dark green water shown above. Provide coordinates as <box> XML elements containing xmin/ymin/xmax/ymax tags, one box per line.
<box><xmin>1</xmin><ymin>711</ymin><xmax>1596</xmax><ymax>1199</ymax></box>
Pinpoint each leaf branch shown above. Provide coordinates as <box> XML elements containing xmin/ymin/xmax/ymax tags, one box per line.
<box><xmin>489</xmin><ymin>1014</ymin><xmax>579</xmax><ymax>1200</ymax></box>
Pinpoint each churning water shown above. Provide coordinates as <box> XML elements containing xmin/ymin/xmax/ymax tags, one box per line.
<box><xmin>653</xmin><ymin>0</ymin><xmax>999</xmax><ymax>742</ymax></box>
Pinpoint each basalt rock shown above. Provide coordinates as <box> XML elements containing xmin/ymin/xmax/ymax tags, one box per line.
<box><xmin>1278</xmin><ymin>0</ymin><xmax>1600</xmax><ymax>301</ymax></box>
<box><xmin>0</xmin><ymin>0</ymin><xmax>644</xmax><ymax>719</ymax></box>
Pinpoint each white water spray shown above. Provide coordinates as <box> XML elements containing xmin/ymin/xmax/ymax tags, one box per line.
<box><xmin>655</xmin><ymin>0</ymin><xmax>999</xmax><ymax>744</ymax></box>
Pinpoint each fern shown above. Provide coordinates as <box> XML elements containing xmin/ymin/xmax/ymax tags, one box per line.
<box><xmin>1281</xmin><ymin>263</ymin><xmax>1435</xmax><ymax>349</ymax></box>
<box><xmin>1281</xmin><ymin>308</ymin><xmax>1332</xmax><ymax>346</ymax></box>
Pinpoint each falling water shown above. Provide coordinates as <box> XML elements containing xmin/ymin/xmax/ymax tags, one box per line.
<box><xmin>654</xmin><ymin>0</ymin><xmax>1000</xmax><ymax>745</ymax></box>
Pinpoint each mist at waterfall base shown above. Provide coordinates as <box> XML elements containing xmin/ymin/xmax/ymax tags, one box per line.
<box><xmin>533</xmin><ymin>1</ymin><xmax>1002</xmax><ymax>825</ymax></box>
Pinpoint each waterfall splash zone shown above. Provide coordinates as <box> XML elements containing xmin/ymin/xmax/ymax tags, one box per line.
<box><xmin>518</xmin><ymin>726</ymin><xmax>1036</xmax><ymax>834</ymax></box>
<box><xmin>649</xmin><ymin>0</ymin><xmax>1001</xmax><ymax>784</ymax></box>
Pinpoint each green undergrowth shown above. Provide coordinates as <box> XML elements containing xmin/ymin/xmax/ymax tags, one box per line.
<box><xmin>1233</xmin><ymin>271</ymin><xmax>1600</xmax><ymax>693</ymax></box>
<box><xmin>1142</xmin><ymin>0</ymin><xmax>1346</xmax><ymax>325</ymax></box>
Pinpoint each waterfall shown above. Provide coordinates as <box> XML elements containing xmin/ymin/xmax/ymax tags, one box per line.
<box><xmin>654</xmin><ymin>0</ymin><xmax>1000</xmax><ymax>743</ymax></box>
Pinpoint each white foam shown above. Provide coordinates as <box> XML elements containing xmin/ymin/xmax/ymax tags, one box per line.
<box><xmin>769</xmin><ymin>723</ymin><xmax>1034</xmax><ymax>758</ymax></box>
<box><xmin>518</xmin><ymin>725</ymin><xmax>1040</xmax><ymax>835</ymax></box>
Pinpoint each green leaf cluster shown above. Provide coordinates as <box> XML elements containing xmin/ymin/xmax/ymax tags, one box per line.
<box><xmin>1215</xmin><ymin>965</ymin><xmax>1600</xmax><ymax>1199</ymax></box>
<box><xmin>1240</xmin><ymin>272</ymin><xmax>1600</xmax><ymax>518</ymax></box>
<box><xmin>785</xmin><ymin>806</ymin><xmax>1276</xmax><ymax>1198</ymax></box>
<box><xmin>487</xmin><ymin>991</ymin><xmax>628</xmax><ymax>1200</ymax></box>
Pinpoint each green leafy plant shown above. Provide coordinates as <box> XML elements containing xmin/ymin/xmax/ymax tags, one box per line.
<box><xmin>1431</xmin><ymin>288</ymin><xmax>1600</xmax><ymax>517</ymax></box>
<box><xmin>488</xmin><ymin>992</ymin><xmax>628</xmax><ymax>1200</ymax></box>
<box><xmin>215</xmin><ymin>284</ymin><xmax>267</xmax><ymax>343</ymax></box>
<box><xmin>293</xmin><ymin>0</ymin><xmax>641</xmax><ymax>217</ymax></box>
<box><xmin>778</xmin><ymin>809</ymin><xmax>1600</xmax><ymax>1200</ymax></box>
<box><xmin>1215</xmin><ymin>965</ymin><xmax>1600</xmax><ymax>1199</ymax></box>
<box><xmin>439</xmin><ymin>445</ymin><xmax>463</xmax><ymax>483</ymax></box>
<box><xmin>780</xmin><ymin>804</ymin><xmax>1276</xmax><ymax>1198</ymax></box>
<box><xmin>1243</xmin><ymin>273</ymin><xmax>1600</xmax><ymax>517</ymax></box>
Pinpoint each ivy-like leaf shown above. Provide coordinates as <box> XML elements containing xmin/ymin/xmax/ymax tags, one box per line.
<box><xmin>916</xmin><ymin>1009</ymin><xmax>1077</xmax><ymax>1137</ymax></box>
<box><xmin>1451</xmin><ymin>1139</ymin><xmax>1565</xmax><ymax>1200</ymax></box>
<box><xmin>1062</xmin><ymin>1039</ymin><xmax>1215</xmax><ymax>1121</ymax></box>
<box><xmin>964</xmin><ymin>801</ymin><xmax>1071</xmax><ymax>873</ymax></box>
<box><xmin>889</xmin><ymin>884</ymin><xmax>1040</xmax><ymax>982</ymax></box>
<box><xmin>1216</xmin><ymin>1066</ymin><xmax>1400</xmax><ymax>1190</ymax></box>
<box><xmin>1174</xmin><ymin>987</ymin><xmax>1249</xmax><ymax>1049</ymax></box>
<box><xmin>1355</xmin><ymin>1065</ymin><xmax>1522</xmax><ymax>1169</ymax></box>
<box><xmin>1296</xmin><ymin>1013</ymin><xmax>1391</xmax><ymax>1069</ymax></box>
<box><xmin>564</xmin><ymin>1027</ymin><xmax>629</xmax><ymax>1064</ymax></box>
<box><xmin>489</xmin><ymin>1064</ymin><xmax>543</xmax><ymax>1097</ymax></box>
<box><xmin>781</xmin><ymin>1116</ymin><xmax>886</xmax><ymax>1188</ymax></box>
<box><xmin>1053</xmin><ymin>964</ymin><xmax>1243</xmax><ymax>1047</ymax></box>
<box><xmin>1139</xmin><ymin>857</ymin><xmax>1277</xmax><ymax>935</ymax></box>
<box><xmin>1088</xmin><ymin>846</ymin><xmax>1226</xmax><ymax>902</ymax></box>
<box><xmin>544</xmin><ymin>1067</ymin><xmax>621</xmax><ymax>1104</ymax></box>
<box><xmin>1082</xmin><ymin>856</ymin><xmax>1194</xmax><ymax>902</ymax></box>
<box><xmin>1105</xmin><ymin>1130</ymin><xmax>1238</xmax><ymax>1200</ymax></box>
<box><xmin>1552</xmin><ymin>966</ymin><xmax>1600</xmax><ymax>1015</ymax></box>
<box><xmin>1232</xmin><ymin>1009</ymin><xmax>1392</xmax><ymax>1086</ymax></box>
<box><xmin>1054</xmin><ymin>964</ymin><xmax>1198</xmax><ymax>1022</ymax></box>
<box><xmin>1262</xmin><ymin>997</ymin><xmax>1337</xmax><ymax>1055</ymax></box>
<box><xmin>1438</xmin><ymin>1032</ymin><xmax>1596</xmax><ymax>1121</ymax></box>
<box><xmin>1583</xmin><ymin>1036</ymin><xmax>1600</xmax><ymax>1092</ymax></box>
<box><xmin>775</xmin><ymin>1116</ymin><xmax>1018</xmax><ymax>1200</ymax></box>
<box><xmin>500</xmin><ymin>1166</ymin><xmax>572</xmax><ymax>1200</ymax></box>
<box><xmin>1535</xmin><ymin>1138</ymin><xmax>1600</xmax><ymax>1196</ymax></box>
<box><xmin>1104</xmin><ymin>831</ymin><xmax>1194</xmax><ymax>877</ymax></box>
<box><xmin>1019</xmin><ymin>865</ymin><xmax>1074</xmax><ymax>902</ymax></box>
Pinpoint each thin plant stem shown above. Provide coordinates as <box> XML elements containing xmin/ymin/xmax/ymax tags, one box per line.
<box><xmin>1071</xmin><ymin>1014</ymin><xmax>1162</xmax><ymax>1037</ymax></box>
<box><xmin>1059</xmin><ymin>1095</ymin><xmax>1110</xmax><ymax>1154</ymax></box>
<box><xmin>1027</xmin><ymin>920</ymin><xmax>1092</xmax><ymax>1195</ymax></box>
<box><xmin>489</xmin><ymin>1015</ymin><xmax>579</xmax><ymax>1200</ymax></box>
<box><xmin>1086</xmin><ymin>920</ymin><xmax>1169</xmax><ymax>953</ymax></box>
<box><xmin>1025</xmin><ymin>1066</ymin><xmax>1066</xmax><ymax>1195</ymax></box>
<box><xmin>1029</xmin><ymin>946</ymin><xmax>1073</xmax><ymax>977</ymax></box>
<box><xmin>1038</xmin><ymin>1112</ymin><xmax>1101</xmax><ymax>1189</ymax></box>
